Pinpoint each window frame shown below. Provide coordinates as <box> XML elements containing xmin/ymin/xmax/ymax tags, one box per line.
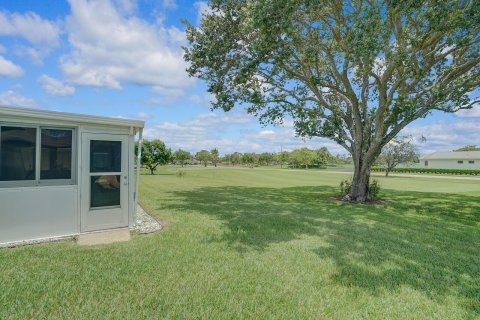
<box><xmin>38</xmin><ymin>126</ymin><xmax>77</xmax><ymax>186</ymax></box>
<box><xmin>0</xmin><ymin>122</ymin><xmax>77</xmax><ymax>188</ymax></box>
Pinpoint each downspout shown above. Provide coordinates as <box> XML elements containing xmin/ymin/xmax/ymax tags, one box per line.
<box><xmin>134</xmin><ymin>128</ymin><xmax>143</xmax><ymax>224</ymax></box>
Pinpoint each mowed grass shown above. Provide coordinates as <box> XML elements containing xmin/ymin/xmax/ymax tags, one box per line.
<box><xmin>1</xmin><ymin>167</ymin><xmax>480</xmax><ymax>319</ymax></box>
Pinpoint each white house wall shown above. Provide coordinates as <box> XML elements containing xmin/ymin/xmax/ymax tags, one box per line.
<box><xmin>416</xmin><ymin>159</ymin><xmax>480</xmax><ymax>169</ymax></box>
<box><xmin>0</xmin><ymin>185</ymin><xmax>78</xmax><ymax>243</ymax></box>
<box><xmin>0</xmin><ymin>114</ymin><xmax>138</xmax><ymax>245</ymax></box>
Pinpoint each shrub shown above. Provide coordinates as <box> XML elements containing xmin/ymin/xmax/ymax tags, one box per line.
<box><xmin>339</xmin><ymin>179</ymin><xmax>352</xmax><ymax>195</ymax></box>
<box><xmin>371</xmin><ymin>166</ymin><xmax>480</xmax><ymax>175</ymax></box>
<box><xmin>339</xmin><ymin>179</ymin><xmax>381</xmax><ymax>201</ymax></box>
<box><xmin>176</xmin><ymin>170</ymin><xmax>187</xmax><ymax>177</ymax></box>
<box><xmin>368</xmin><ymin>179</ymin><xmax>381</xmax><ymax>200</ymax></box>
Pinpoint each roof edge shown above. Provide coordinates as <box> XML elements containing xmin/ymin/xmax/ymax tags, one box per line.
<box><xmin>0</xmin><ymin>105</ymin><xmax>145</xmax><ymax>128</ymax></box>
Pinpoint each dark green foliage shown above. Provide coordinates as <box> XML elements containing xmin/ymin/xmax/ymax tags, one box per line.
<box><xmin>141</xmin><ymin>139</ymin><xmax>173</xmax><ymax>175</ymax></box>
<box><xmin>340</xmin><ymin>178</ymin><xmax>381</xmax><ymax>200</ymax></box>
<box><xmin>340</xmin><ymin>179</ymin><xmax>352</xmax><ymax>195</ymax></box>
<box><xmin>195</xmin><ymin>150</ymin><xmax>212</xmax><ymax>167</ymax></box>
<box><xmin>368</xmin><ymin>180</ymin><xmax>381</xmax><ymax>200</ymax></box>
<box><xmin>371</xmin><ymin>166</ymin><xmax>480</xmax><ymax>175</ymax></box>
<box><xmin>454</xmin><ymin>145</ymin><xmax>480</xmax><ymax>152</ymax></box>
<box><xmin>174</xmin><ymin>149</ymin><xmax>192</xmax><ymax>167</ymax></box>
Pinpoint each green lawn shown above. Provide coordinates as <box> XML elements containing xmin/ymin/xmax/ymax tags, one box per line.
<box><xmin>1</xmin><ymin>167</ymin><xmax>480</xmax><ymax>319</ymax></box>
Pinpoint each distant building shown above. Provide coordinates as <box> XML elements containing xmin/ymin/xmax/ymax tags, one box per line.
<box><xmin>420</xmin><ymin>151</ymin><xmax>480</xmax><ymax>169</ymax></box>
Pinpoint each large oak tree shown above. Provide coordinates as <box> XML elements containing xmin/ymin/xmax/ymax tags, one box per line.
<box><xmin>184</xmin><ymin>0</ymin><xmax>479</xmax><ymax>202</ymax></box>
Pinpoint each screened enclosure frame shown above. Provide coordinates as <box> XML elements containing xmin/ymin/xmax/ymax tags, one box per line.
<box><xmin>0</xmin><ymin>121</ymin><xmax>77</xmax><ymax>188</ymax></box>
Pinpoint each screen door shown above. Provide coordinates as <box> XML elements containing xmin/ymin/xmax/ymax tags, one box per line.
<box><xmin>80</xmin><ymin>133</ymin><xmax>129</xmax><ymax>232</ymax></box>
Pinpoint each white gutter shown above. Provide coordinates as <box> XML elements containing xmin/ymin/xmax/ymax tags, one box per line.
<box><xmin>134</xmin><ymin>128</ymin><xmax>143</xmax><ymax>223</ymax></box>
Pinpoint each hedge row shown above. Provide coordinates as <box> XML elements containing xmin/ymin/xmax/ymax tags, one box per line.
<box><xmin>371</xmin><ymin>166</ymin><xmax>480</xmax><ymax>175</ymax></box>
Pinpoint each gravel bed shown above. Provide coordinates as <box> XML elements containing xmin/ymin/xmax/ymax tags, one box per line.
<box><xmin>134</xmin><ymin>205</ymin><xmax>162</xmax><ymax>234</ymax></box>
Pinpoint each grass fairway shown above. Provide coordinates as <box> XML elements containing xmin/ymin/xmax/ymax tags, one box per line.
<box><xmin>1</xmin><ymin>167</ymin><xmax>480</xmax><ymax>319</ymax></box>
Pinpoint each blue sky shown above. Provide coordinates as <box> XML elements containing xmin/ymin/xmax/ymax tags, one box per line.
<box><xmin>0</xmin><ymin>0</ymin><xmax>478</xmax><ymax>156</ymax></box>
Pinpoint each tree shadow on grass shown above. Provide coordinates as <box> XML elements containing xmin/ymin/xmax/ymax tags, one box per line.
<box><xmin>163</xmin><ymin>185</ymin><xmax>480</xmax><ymax>313</ymax></box>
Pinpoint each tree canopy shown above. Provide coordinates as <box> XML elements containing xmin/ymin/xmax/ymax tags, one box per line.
<box><xmin>211</xmin><ymin>148</ymin><xmax>220</xmax><ymax>167</ymax></box>
<box><xmin>196</xmin><ymin>150</ymin><xmax>212</xmax><ymax>167</ymax></box>
<box><xmin>184</xmin><ymin>0</ymin><xmax>479</xmax><ymax>201</ymax></box>
<box><xmin>376</xmin><ymin>137</ymin><xmax>420</xmax><ymax>176</ymax></box>
<box><xmin>454</xmin><ymin>145</ymin><xmax>480</xmax><ymax>151</ymax></box>
<box><xmin>174</xmin><ymin>149</ymin><xmax>192</xmax><ymax>167</ymax></box>
<box><xmin>141</xmin><ymin>140</ymin><xmax>173</xmax><ymax>175</ymax></box>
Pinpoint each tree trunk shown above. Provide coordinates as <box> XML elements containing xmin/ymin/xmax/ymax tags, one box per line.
<box><xmin>348</xmin><ymin>152</ymin><xmax>372</xmax><ymax>202</ymax></box>
<box><xmin>385</xmin><ymin>168</ymin><xmax>389</xmax><ymax>177</ymax></box>
<box><xmin>149</xmin><ymin>167</ymin><xmax>155</xmax><ymax>175</ymax></box>
<box><xmin>349</xmin><ymin>167</ymin><xmax>370</xmax><ymax>202</ymax></box>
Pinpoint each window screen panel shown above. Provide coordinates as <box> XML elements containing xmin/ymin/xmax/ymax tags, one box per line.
<box><xmin>0</xmin><ymin>126</ymin><xmax>37</xmax><ymax>181</ymax></box>
<box><xmin>40</xmin><ymin>129</ymin><xmax>73</xmax><ymax>180</ymax></box>
<box><xmin>90</xmin><ymin>175</ymin><xmax>121</xmax><ymax>208</ymax></box>
<box><xmin>90</xmin><ymin>140</ymin><xmax>121</xmax><ymax>173</ymax></box>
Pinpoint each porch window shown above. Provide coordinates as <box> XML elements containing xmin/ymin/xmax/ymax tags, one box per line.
<box><xmin>0</xmin><ymin>126</ymin><xmax>37</xmax><ymax>181</ymax></box>
<box><xmin>40</xmin><ymin>128</ymin><xmax>73</xmax><ymax>180</ymax></box>
<box><xmin>0</xmin><ymin>124</ymin><xmax>75</xmax><ymax>186</ymax></box>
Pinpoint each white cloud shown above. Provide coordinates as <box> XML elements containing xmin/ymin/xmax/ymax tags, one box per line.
<box><xmin>162</xmin><ymin>0</ymin><xmax>177</xmax><ymax>10</ymax></box>
<box><xmin>38</xmin><ymin>75</ymin><xmax>76</xmax><ymax>96</ymax></box>
<box><xmin>0</xmin><ymin>11</ymin><xmax>60</xmax><ymax>46</ymax></box>
<box><xmin>455</xmin><ymin>105</ymin><xmax>480</xmax><ymax>118</ymax></box>
<box><xmin>0</xmin><ymin>55</ymin><xmax>23</xmax><ymax>77</ymax></box>
<box><xmin>0</xmin><ymin>90</ymin><xmax>36</xmax><ymax>108</ymax></box>
<box><xmin>402</xmin><ymin>119</ymin><xmax>480</xmax><ymax>154</ymax></box>
<box><xmin>0</xmin><ymin>10</ymin><xmax>60</xmax><ymax>62</ymax></box>
<box><xmin>113</xmin><ymin>0</ymin><xmax>137</xmax><ymax>15</ymax></box>
<box><xmin>137</xmin><ymin>112</ymin><xmax>150</xmax><ymax>120</ymax></box>
<box><xmin>194</xmin><ymin>1</ymin><xmax>213</xmax><ymax>25</ymax></box>
<box><xmin>61</xmin><ymin>0</ymin><xmax>193</xmax><ymax>98</ymax></box>
<box><xmin>143</xmin><ymin>111</ymin><xmax>346</xmax><ymax>155</ymax></box>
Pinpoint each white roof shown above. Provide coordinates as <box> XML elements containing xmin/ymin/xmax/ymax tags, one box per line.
<box><xmin>0</xmin><ymin>105</ymin><xmax>144</xmax><ymax>128</ymax></box>
<box><xmin>423</xmin><ymin>151</ymin><xmax>480</xmax><ymax>160</ymax></box>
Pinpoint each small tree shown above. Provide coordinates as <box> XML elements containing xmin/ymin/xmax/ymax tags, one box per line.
<box><xmin>196</xmin><ymin>150</ymin><xmax>211</xmax><ymax>167</ymax></box>
<box><xmin>376</xmin><ymin>137</ymin><xmax>419</xmax><ymax>176</ymax></box>
<box><xmin>174</xmin><ymin>149</ymin><xmax>192</xmax><ymax>167</ymax></box>
<box><xmin>278</xmin><ymin>151</ymin><xmax>290</xmax><ymax>168</ymax></box>
<box><xmin>258</xmin><ymin>152</ymin><xmax>274</xmax><ymax>166</ymax></box>
<box><xmin>454</xmin><ymin>145</ymin><xmax>480</xmax><ymax>151</ymax></box>
<box><xmin>290</xmin><ymin>148</ymin><xmax>316</xmax><ymax>169</ymax></box>
<box><xmin>315</xmin><ymin>147</ymin><xmax>333</xmax><ymax>166</ymax></box>
<box><xmin>242</xmin><ymin>153</ymin><xmax>256</xmax><ymax>165</ymax></box>
<box><xmin>211</xmin><ymin>148</ymin><xmax>219</xmax><ymax>167</ymax></box>
<box><xmin>141</xmin><ymin>140</ymin><xmax>172</xmax><ymax>175</ymax></box>
<box><xmin>230</xmin><ymin>152</ymin><xmax>242</xmax><ymax>166</ymax></box>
